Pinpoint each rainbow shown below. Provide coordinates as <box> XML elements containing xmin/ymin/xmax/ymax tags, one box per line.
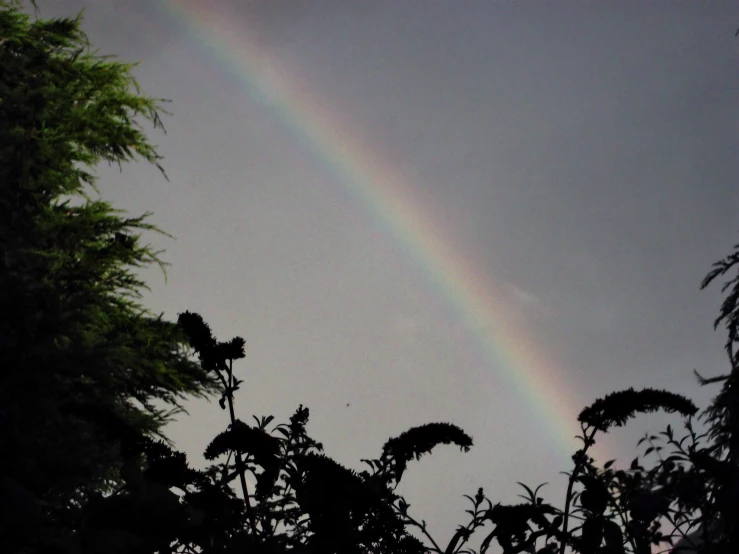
<box><xmin>150</xmin><ymin>0</ymin><xmax>591</xmax><ymax>460</ymax></box>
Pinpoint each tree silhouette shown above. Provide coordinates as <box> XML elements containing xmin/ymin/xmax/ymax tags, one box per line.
<box><xmin>0</xmin><ymin>2</ymin><xmax>219</xmax><ymax>550</ymax></box>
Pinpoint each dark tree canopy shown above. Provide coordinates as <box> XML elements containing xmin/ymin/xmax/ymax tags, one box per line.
<box><xmin>0</xmin><ymin>2</ymin><xmax>218</xmax><ymax>549</ymax></box>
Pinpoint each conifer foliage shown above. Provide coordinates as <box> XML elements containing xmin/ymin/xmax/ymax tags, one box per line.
<box><xmin>0</xmin><ymin>2</ymin><xmax>218</xmax><ymax>551</ymax></box>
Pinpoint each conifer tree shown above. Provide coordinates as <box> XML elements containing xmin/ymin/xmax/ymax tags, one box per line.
<box><xmin>0</xmin><ymin>2</ymin><xmax>218</xmax><ymax>549</ymax></box>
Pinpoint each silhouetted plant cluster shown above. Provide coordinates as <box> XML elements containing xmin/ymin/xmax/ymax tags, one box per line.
<box><xmin>2</xmin><ymin>2</ymin><xmax>739</xmax><ymax>553</ymax></box>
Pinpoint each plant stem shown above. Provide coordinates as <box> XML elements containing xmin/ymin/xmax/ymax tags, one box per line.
<box><xmin>559</xmin><ymin>427</ymin><xmax>597</xmax><ymax>554</ymax></box>
<box><xmin>399</xmin><ymin>509</ymin><xmax>442</xmax><ymax>553</ymax></box>
<box><xmin>223</xmin><ymin>358</ymin><xmax>258</xmax><ymax>536</ymax></box>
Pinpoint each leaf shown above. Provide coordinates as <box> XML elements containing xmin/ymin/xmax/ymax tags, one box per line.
<box><xmin>517</xmin><ymin>482</ymin><xmax>537</xmax><ymax>502</ymax></box>
<box><xmin>549</xmin><ymin>514</ymin><xmax>563</xmax><ymax>535</ymax></box>
<box><xmin>580</xmin><ymin>518</ymin><xmax>603</xmax><ymax>552</ymax></box>
<box><xmin>602</xmin><ymin>519</ymin><xmax>624</xmax><ymax>550</ymax></box>
<box><xmin>579</xmin><ymin>477</ymin><xmax>609</xmax><ymax>515</ymax></box>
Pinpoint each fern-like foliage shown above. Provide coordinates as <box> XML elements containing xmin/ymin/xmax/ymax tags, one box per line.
<box><xmin>702</xmin><ymin>240</ymin><xmax>739</xmax><ymax>363</ymax></box>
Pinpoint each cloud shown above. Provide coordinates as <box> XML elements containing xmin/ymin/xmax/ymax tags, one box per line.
<box><xmin>508</xmin><ymin>283</ymin><xmax>540</xmax><ymax>307</ymax></box>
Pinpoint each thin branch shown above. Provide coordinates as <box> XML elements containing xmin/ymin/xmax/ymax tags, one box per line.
<box><xmin>398</xmin><ymin>508</ymin><xmax>443</xmax><ymax>553</ymax></box>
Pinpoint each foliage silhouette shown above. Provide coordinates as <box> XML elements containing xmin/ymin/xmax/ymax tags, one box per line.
<box><xmin>0</xmin><ymin>1</ymin><xmax>219</xmax><ymax>551</ymax></box>
<box><xmin>3</xmin><ymin>2</ymin><xmax>739</xmax><ymax>554</ymax></box>
<box><xmin>50</xmin><ymin>307</ymin><xmax>732</xmax><ymax>554</ymax></box>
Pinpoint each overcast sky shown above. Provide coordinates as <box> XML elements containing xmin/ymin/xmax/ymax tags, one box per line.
<box><xmin>32</xmin><ymin>0</ymin><xmax>739</xmax><ymax>548</ymax></box>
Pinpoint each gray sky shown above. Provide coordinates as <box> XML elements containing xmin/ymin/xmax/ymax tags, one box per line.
<box><xmin>33</xmin><ymin>0</ymin><xmax>739</xmax><ymax>548</ymax></box>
